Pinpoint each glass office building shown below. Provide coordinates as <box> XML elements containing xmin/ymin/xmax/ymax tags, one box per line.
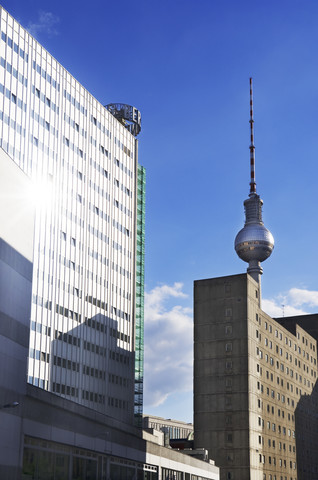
<box><xmin>0</xmin><ymin>6</ymin><xmax>144</xmax><ymax>424</ymax></box>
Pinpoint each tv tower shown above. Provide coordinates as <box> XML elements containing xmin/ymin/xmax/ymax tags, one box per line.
<box><xmin>234</xmin><ymin>78</ymin><xmax>274</xmax><ymax>283</ymax></box>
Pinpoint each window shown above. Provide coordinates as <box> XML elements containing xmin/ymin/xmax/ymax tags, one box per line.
<box><xmin>226</xmin><ymin>343</ymin><xmax>232</xmax><ymax>352</ymax></box>
<box><xmin>225</xmin><ymin>325</ymin><xmax>232</xmax><ymax>335</ymax></box>
<box><xmin>226</xmin><ymin>361</ymin><xmax>232</xmax><ymax>370</ymax></box>
<box><xmin>225</xmin><ymin>378</ymin><xmax>232</xmax><ymax>387</ymax></box>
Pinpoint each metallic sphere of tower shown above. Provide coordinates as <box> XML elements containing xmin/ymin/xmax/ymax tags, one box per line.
<box><xmin>235</xmin><ymin>194</ymin><xmax>274</xmax><ymax>266</ymax></box>
<box><xmin>234</xmin><ymin>78</ymin><xmax>274</xmax><ymax>282</ymax></box>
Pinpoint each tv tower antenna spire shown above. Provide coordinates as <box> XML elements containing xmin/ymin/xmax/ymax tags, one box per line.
<box><xmin>234</xmin><ymin>78</ymin><xmax>274</xmax><ymax>284</ymax></box>
<box><xmin>249</xmin><ymin>77</ymin><xmax>256</xmax><ymax>195</ymax></box>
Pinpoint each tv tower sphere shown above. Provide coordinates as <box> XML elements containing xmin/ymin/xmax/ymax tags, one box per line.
<box><xmin>234</xmin><ymin>78</ymin><xmax>274</xmax><ymax>282</ymax></box>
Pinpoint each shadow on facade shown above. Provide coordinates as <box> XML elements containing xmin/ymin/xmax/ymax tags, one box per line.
<box><xmin>295</xmin><ymin>378</ymin><xmax>318</xmax><ymax>480</ymax></box>
<box><xmin>49</xmin><ymin>312</ymin><xmax>135</xmax><ymax>424</ymax></box>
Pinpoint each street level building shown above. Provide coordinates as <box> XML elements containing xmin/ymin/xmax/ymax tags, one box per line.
<box><xmin>143</xmin><ymin>415</ymin><xmax>194</xmax><ymax>441</ymax></box>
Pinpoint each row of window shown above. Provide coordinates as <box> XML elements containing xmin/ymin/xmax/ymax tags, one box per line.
<box><xmin>63</xmin><ymin>89</ymin><xmax>87</xmax><ymax>115</ymax></box>
<box><xmin>257</xmin><ymin>395</ymin><xmax>295</xmax><ymax>409</ymax></box>
<box><xmin>113</xmin><ymin>219</ymin><xmax>130</xmax><ymax>237</ymax></box>
<box><xmin>1</xmin><ymin>31</ymin><xmax>28</xmax><ymax>61</ymax></box>
<box><xmin>88</xmin><ymin>246</ymin><xmax>109</xmax><ymax>266</ymax></box>
<box><xmin>256</xmin><ymin>330</ymin><xmax>317</xmax><ymax>367</ymax></box>
<box><xmin>114</xmin><ymin>136</ymin><xmax>132</xmax><ymax>159</ymax></box>
<box><xmin>255</xmin><ymin>313</ymin><xmax>316</xmax><ymax>352</ymax></box>
<box><xmin>56</xmin><ymin>304</ymin><xmax>81</xmax><ymax>322</ymax></box>
<box><xmin>110</xmin><ymin>327</ymin><xmax>130</xmax><ymax>344</ymax></box>
<box><xmin>89</xmin><ymin>202</ymin><xmax>110</xmax><ymax>223</ymax></box>
<box><xmin>53</xmin><ymin>385</ymin><xmax>129</xmax><ymax>409</ymax></box>
<box><xmin>114</xmin><ymin>198</ymin><xmax>133</xmax><ymax>218</ymax></box>
<box><xmin>256</xmin><ymin>348</ymin><xmax>316</xmax><ymax>380</ymax></box>
<box><xmin>88</xmin><ymin>180</ymin><xmax>114</xmax><ymax>210</ymax></box>
<box><xmin>0</xmin><ymin>83</ymin><xmax>27</xmax><ymax>111</ymax></box>
<box><xmin>31</xmin><ymin>134</ymin><xmax>57</xmax><ymax>160</ymax></box>
<box><xmin>257</xmin><ymin>430</ymin><xmax>296</xmax><ymax>452</ymax></box>
<box><xmin>110</xmin><ymin>261</ymin><xmax>132</xmax><ymax>280</ymax></box>
<box><xmin>53</xmin><ymin>383</ymin><xmax>78</xmax><ymax>398</ymax></box>
<box><xmin>28</xmin><ymin>376</ymin><xmax>47</xmax><ymax>389</ymax></box>
<box><xmin>31</xmin><ymin>110</ymin><xmax>58</xmax><ymax>137</ymax></box>
<box><xmin>109</xmin><ymin>373</ymin><xmax>129</xmax><ymax>388</ymax></box>
<box><xmin>90</xmin><ymin>157</ymin><xmax>109</xmax><ymax>179</ymax></box>
<box><xmin>0</xmin><ymin>56</ymin><xmax>27</xmax><ymax>86</ymax></box>
<box><xmin>33</xmin><ymin>85</ymin><xmax>59</xmax><ymax>113</ymax></box>
<box><xmin>32</xmin><ymin>60</ymin><xmax>60</xmax><ymax>90</ymax></box>
<box><xmin>258</xmin><ymin>422</ymin><xmax>295</xmax><ymax>437</ymax></box>
<box><xmin>82</xmin><ymin>364</ymin><xmax>106</xmax><ymax>380</ymax></box>
<box><xmin>109</xmin><ymin>349</ymin><xmax>130</xmax><ymax>365</ymax></box>
<box><xmin>29</xmin><ymin>349</ymin><xmax>49</xmax><ymax>363</ymax></box>
<box><xmin>258</xmin><ymin>367</ymin><xmax>315</xmax><ymax>396</ymax></box>
<box><xmin>259</xmin><ymin>454</ymin><xmax>296</xmax><ymax>470</ymax></box>
<box><xmin>53</xmin><ymin>355</ymin><xmax>79</xmax><ymax>372</ymax></box>
<box><xmin>257</xmin><ymin>360</ymin><xmax>315</xmax><ymax>393</ymax></box>
<box><xmin>0</xmin><ymin>139</ymin><xmax>23</xmax><ymax>161</ymax></box>
<box><xmin>64</xmin><ymin>113</ymin><xmax>86</xmax><ymax>137</ymax></box>
<box><xmin>114</xmin><ymin>156</ymin><xmax>133</xmax><ymax>179</ymax></box>
<box><xmin>63</xmin><ymin>135</ymin><xmax>84</xmax><ymax>159</ymax></box>
<box><xmin>0</xmin><ymin>110</ymin><xmax>25</xmax><ymax>136</ymax></box>
<box><xmin>30</xmin><ymin>320</ymin><xmax>51</xmax><ymax>336</ymax></box>
<box><xmin>83</xmin><ymin>340</ymin><xmax>107</xmax><ymax>357</ymax></box>
<box><xmin>85</xmin><ymin>294</ymin><xmax>108</xmax><ymax>312</ymax></box>
<box><xmin>91</xmin><ymin>114</ymin><xmax>111</xmax><ymax>138</ymax></box>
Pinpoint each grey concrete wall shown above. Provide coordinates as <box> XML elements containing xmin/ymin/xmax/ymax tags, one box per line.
<box><xmin>194</xmin><ymin>274</ymin><xmax>250</xmax><ymax>480</ymax></box>
<box><xmin>0</xmin><ymin>150</ymin><xmax>34</xmax><ymax>479</ymax></box>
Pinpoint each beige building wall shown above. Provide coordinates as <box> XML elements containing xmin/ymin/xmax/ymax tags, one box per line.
<box><xmin>194</xmin><ymin>273</ymin><xmax>318</xmax><ymax>480</ymax></box>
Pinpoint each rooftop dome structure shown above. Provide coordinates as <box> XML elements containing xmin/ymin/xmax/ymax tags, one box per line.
<box><xmin>234</xmin><ymin>78</ymin><xmax>274</xmax><ymax>282</ymax></box>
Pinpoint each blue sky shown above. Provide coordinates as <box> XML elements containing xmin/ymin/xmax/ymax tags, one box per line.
<box><xmin>6</xmin><ymin>0</ymin><xmax>318</xmax><ymax>422</ymax></box>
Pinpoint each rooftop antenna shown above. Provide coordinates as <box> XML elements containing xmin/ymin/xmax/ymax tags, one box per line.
<box><xmin>234</xmin><ymin>78</ymin><xmax>274</xmax><ymax>284</ymax></box>
<box><xmin>249</xmin><ymin>77</ymin><xmax>256</xmax><ymax>195</ymax></box>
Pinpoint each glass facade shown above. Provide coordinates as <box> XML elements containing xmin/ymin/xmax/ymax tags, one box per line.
<box><xmin>134</xmin><ymin>165</ymin><xmax>146</xmax><ymax>426</ymax></box>
<box><xmin>0</xmin><ymin>6</ymin><xmax>144</xmax><ymax>424</ymax></box>
<box><xmin>23</xmin><ymin>436</ymin><xmax>158</xmax><ymax>480</ymax></box>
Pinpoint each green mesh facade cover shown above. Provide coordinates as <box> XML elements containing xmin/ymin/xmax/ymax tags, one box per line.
<box><xmin>134</xmin><ymin>165</ymin><xmax>145</xmax><ymax>427</ymax></box>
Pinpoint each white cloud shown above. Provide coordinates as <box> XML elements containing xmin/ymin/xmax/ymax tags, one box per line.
<box><xmin>288</xmin><ymin>288</ymin><xmax>318</xmax><ymax>307</ymax></box>
<box><xmin>262</xmin><ymin>298</ymin><xmax>308</xmax><ymax>318</ymax></box>
<box><xmin>144</xmin><ymin>283</ymin><xmax>193</xmax><ymax>408</ymax></box>
<box><xmin>263</xmin><ymin>287</ymin><xmax>318</xmax><ymax>318</ymax></box>
<box><xmin>27</xmin><ymin>11</ymin><xmax>60</xmax><ymax>38</ymax></box>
